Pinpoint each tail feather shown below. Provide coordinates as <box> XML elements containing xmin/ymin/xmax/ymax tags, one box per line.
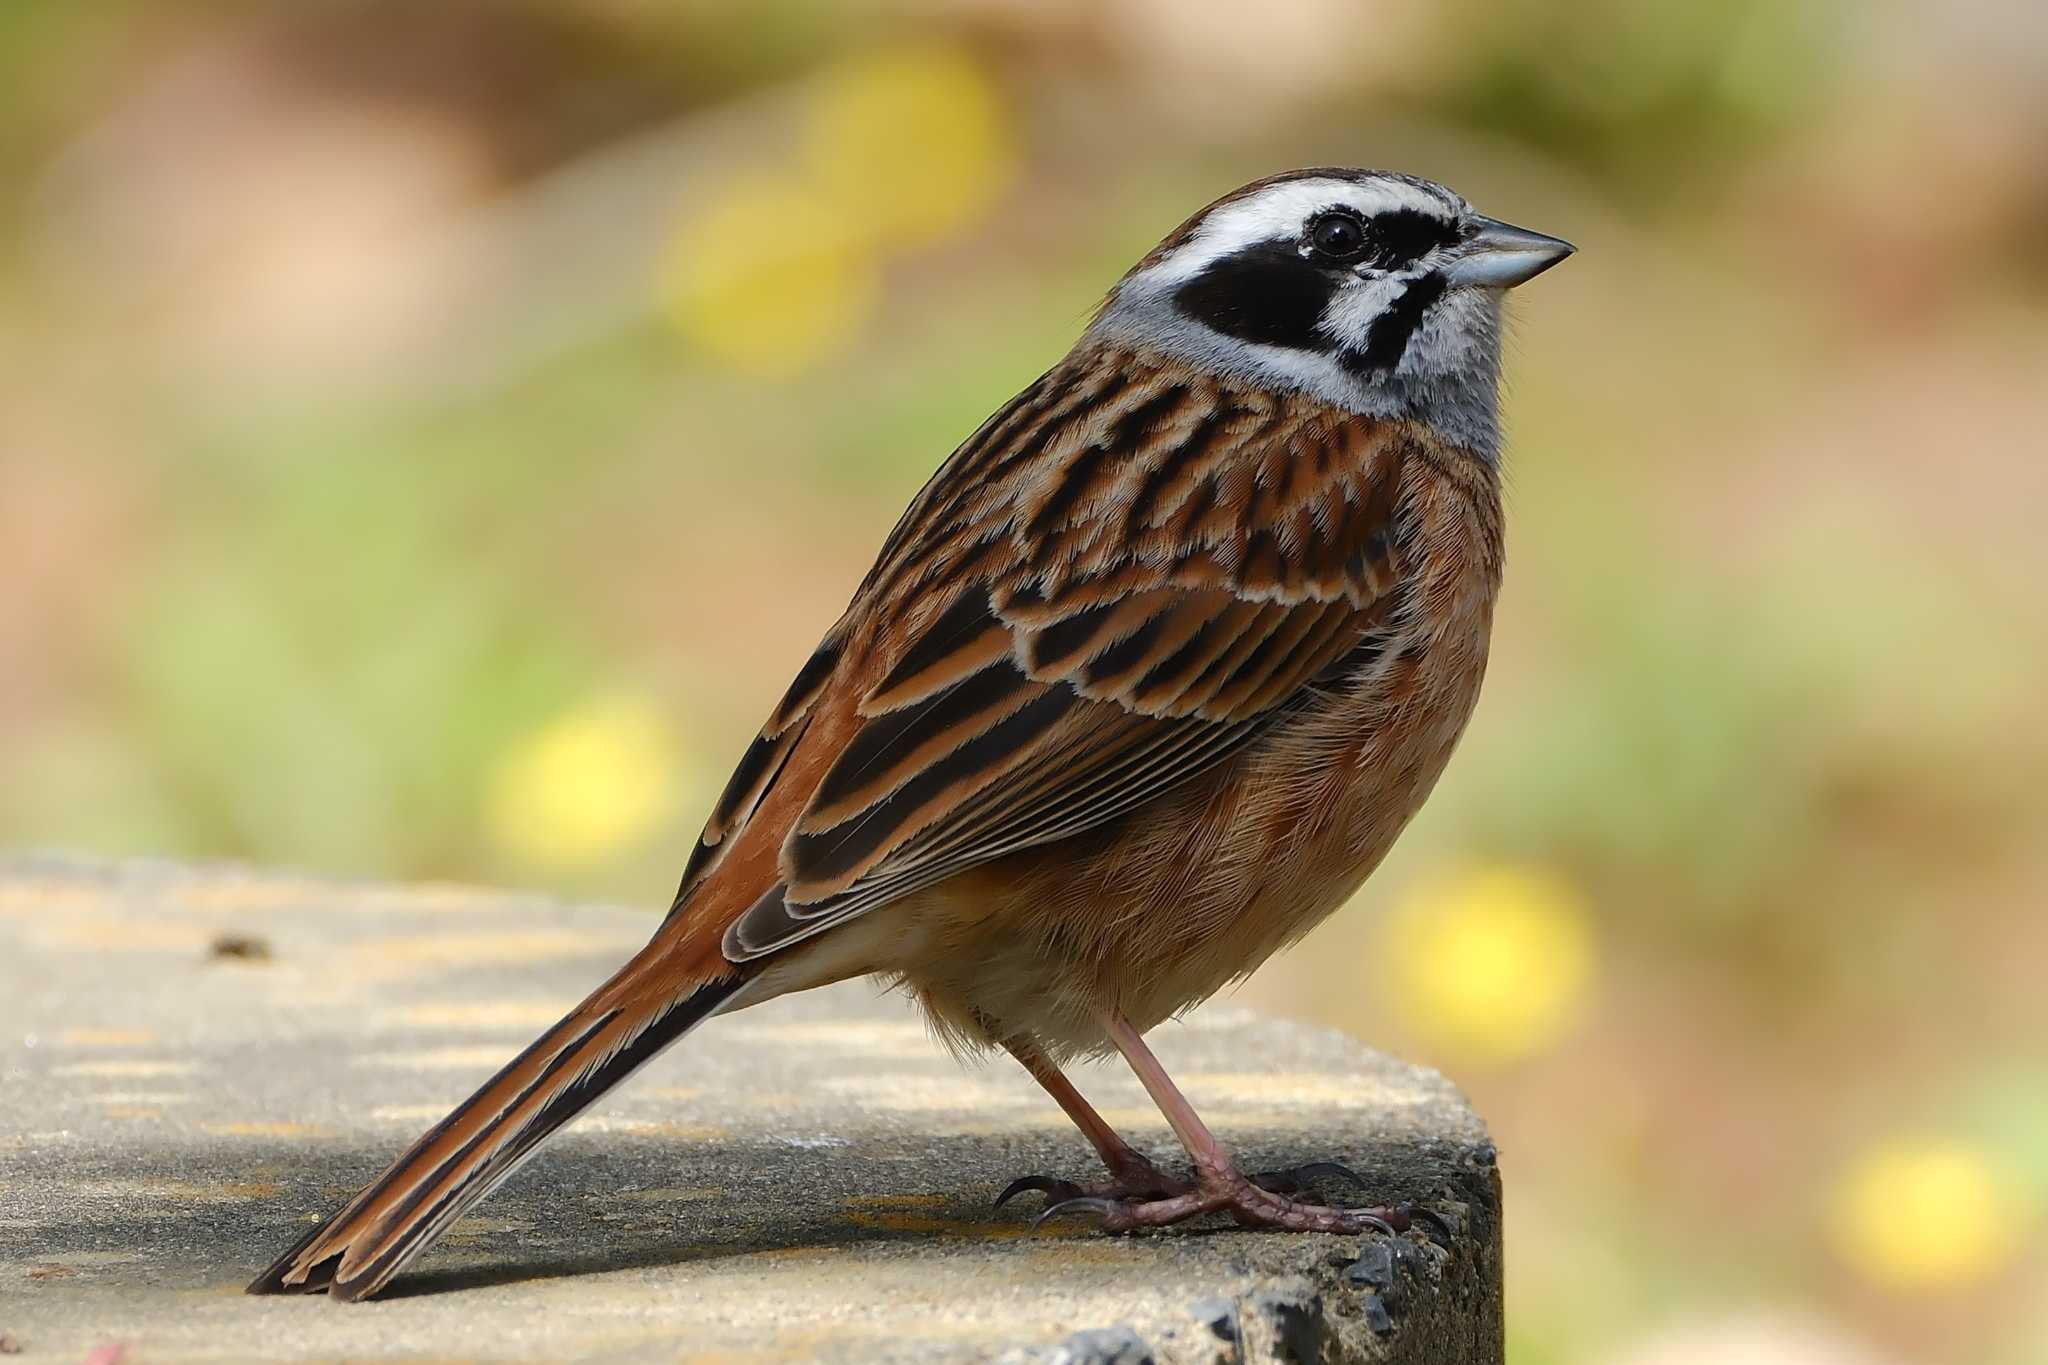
<box><xmin>249</xmin><ymin>969</ymin><xmax>746</xmax><ymax>1301</ymax></box>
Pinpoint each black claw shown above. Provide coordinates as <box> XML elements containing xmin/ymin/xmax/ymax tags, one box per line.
<box><xmin>1343</xmin><ymin>1201</ymin><xmax>1454</xmax><ymax>1247</ymax></box>
<box><xmin>1034</xmin><ymin>1196</ymin><xmax>1123</xmax><ymax>1230</ymax></box>
<box><xmin>1253</xmin><ymin>1160</ymin><xmax>1372</xmax><ymax>1196</ymax></box>
<box><xmin>1410</xmin><ymin>1207</ymin><xmax>1455</xmax><ymax>1248</ymax></box>
<box><xmin>995</xmin><ymin>1175</ymin><xmax>1081</xmax><ymax>1210</ymax></box>
<box><xmin>1294</xmin><ymin>1160</ymin><xmax>1372</xmax><ymax>1191</ymax></box>
<box><xmin>1344</xmin><ymin>1211</ymin><xmax>1400</xmax><ymax>1237</ymax></box>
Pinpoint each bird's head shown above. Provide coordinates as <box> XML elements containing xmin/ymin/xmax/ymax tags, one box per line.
<box><xmin>1095</xmin><ymin>168</ymin><xmax>1573</xmax><ymax>455</ymax></box>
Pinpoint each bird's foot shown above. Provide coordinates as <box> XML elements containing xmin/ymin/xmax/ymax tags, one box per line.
<box><xmin>995</xmin><ymin>1149</ymin><xmax>1188</xmax><ymax>1211</ymax></box>
<box><xmin>1035</xmin><ymin>1161</ymin><xmax>1446</xmax><ymax>1240</ymax></box>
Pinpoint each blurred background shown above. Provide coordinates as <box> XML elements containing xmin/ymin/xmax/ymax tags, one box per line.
<box><xmin>3</xmin><ymin>0</ymin><xmax>2044</xmax><ymax>1359</ymax></box>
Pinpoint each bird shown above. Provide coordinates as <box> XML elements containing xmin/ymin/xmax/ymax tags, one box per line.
<box><xmin>249</xmin><ymin>167</ymin><xmax>1572</xmax><ymax>1302</ymax></box>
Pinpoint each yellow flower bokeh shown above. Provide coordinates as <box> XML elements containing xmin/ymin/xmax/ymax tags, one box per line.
<box><xmin>1381</xmin><ymin>864</ymin><xmax>1596</xmax><ymax>1067</ymax></box>
<box><xmin>801</xmin><ymin>40</ymin><xmax>1018</xmax><ymax>250</ymax></box>
<box><xmin>1829</xmin><ymin>1136</ymin><xmax>2025</xmax><ymax>1292</ymax></box>
<box><xmin>661</xmin><ymin>175</ymin><xmax>880</xmax><ymax>374</ymax></box>
<box><xmin>661</xmin><ymin>41</ymin><xmax>1014</xmax><ymax>373</ymax></box>
<box><xmin>484</xmin><ymin>693</ymin><xmax>679</xmax><ymax>870</ymax></box>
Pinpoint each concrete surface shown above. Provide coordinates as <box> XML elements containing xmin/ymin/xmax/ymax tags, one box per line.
<box><xmin>0</xmin><ymin>856</ymin><xmax>1502</xmax><ymax>1363</ymax></box>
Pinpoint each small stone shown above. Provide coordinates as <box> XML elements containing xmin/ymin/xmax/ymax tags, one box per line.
<box><xmin>1189</xmin><ymin>1295</ymin><xmax>1239</xmax><ymax>1344</ymax></box>
<box><xmin>1244</xmin><ymin>1283</ymin><xmax>1324</xmax><ymax>1362</ymax></box>
<box><xmin>25</xmin><ymin>1264</ymin><xmax>75</xmax><ymax>1281</ymax></box>
<box><xmin>1049</xmin><ymin>1325</ymin><xmax>1153</xmax><ymax>1365</ymax></box>
<box><xmin>0</xmin><ymin>1332</ymin><xmax>23</xmax><ymax>1354</ymax></box>
<box><xmin>1344</xmin><ymin>1240</ymin><xmax>1396</xmax><ymax>1290</ymax></box>
<box><xmin>1361</xmin><ymin>1292</ymin><xmax>1395</xmax><ymax>1336</ymax></box>
<box><xmin>208</xmin><ymin>934</ymin><xmax>272</xmax><ymax>962</ymax></box>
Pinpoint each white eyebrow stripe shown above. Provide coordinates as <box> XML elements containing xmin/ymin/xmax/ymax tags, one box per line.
<box><xmin>1133</xmin><ymin>178</ymin><xmax>1458</xmax><ymax>288</ymax></box>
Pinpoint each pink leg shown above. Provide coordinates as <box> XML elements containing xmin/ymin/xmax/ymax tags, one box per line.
<box><xmin>1033</xmin><ymin>1010</ymin><xmax>1426</xmax><ymax>1236</ymax></box>
<box><xmin>1103</xmin><ymin>1010</ymin><xmax>1236</xmax><ymax>1177</ymax></box>
<box><xmin>994</xmin><ymin>1035</ymin><xmax>1185</xmax><ymax>1206</ymax></box>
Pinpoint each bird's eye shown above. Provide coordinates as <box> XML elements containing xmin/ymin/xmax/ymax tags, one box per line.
<box><xmin>1307</xmin><ymin>211</ymin><xmax>1369</xmax><ymax>262</ymax></box>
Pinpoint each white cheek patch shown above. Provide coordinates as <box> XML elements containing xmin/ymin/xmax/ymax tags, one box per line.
<box><xmin>1134</xmin><ymin>177</ymin><xmax>1460</xmax><ymax>289</ymax></box>
<box><xmin>1317</xmin><ymin>273</ymin><xmax>1411</xmax><ymax>354</ymax></box>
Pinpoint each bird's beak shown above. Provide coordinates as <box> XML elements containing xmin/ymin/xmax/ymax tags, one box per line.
<box><xmin>1443</xmin><ymin>216</ymin><xmax>1575</xmax><ymax>288</ymax></box>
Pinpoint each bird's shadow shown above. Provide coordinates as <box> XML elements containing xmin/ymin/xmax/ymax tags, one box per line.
<box><xmin>32</xmin><ymin>1128</ymin><xmax>1466</xmax><ymax>1303</ymax></box>
<box><xmin>363</xmin><ymin>1128</ymin><xmax>1464</xmax><ymax>1301</ymax></box>
<box><xmin>374</xmin><ymin>1204</ymin><xmax>890</xmax><ymax>1300</ymax></box>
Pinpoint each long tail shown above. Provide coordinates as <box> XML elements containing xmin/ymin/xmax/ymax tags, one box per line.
<box><xmin>248</xmin><ymin>955</ymin><xmax>747</xmax><ymax>1302</ymax></box>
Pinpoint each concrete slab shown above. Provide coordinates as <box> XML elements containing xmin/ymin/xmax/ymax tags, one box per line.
<box><xmin>0</xmin><ymin>856</ymin><xmax>1502</xmax><ymax>1363</ymax></box>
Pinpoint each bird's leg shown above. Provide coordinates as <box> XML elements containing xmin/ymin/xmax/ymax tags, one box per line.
<box><xmin>992</xmin><ymin>1034</ymin><xmax>1186</xmax><ymax>1209</ymax></box>
<box><xmin>1035</xmin><ymin>1010</ymin><xmax>1436</xmax><ymax>1238</ymax></box>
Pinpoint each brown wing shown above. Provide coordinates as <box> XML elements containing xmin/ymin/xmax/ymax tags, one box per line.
<box><xmin>675</xmin><ymin>347</ymin><xmax>1415</xmax><ymax>960</ymax></box>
